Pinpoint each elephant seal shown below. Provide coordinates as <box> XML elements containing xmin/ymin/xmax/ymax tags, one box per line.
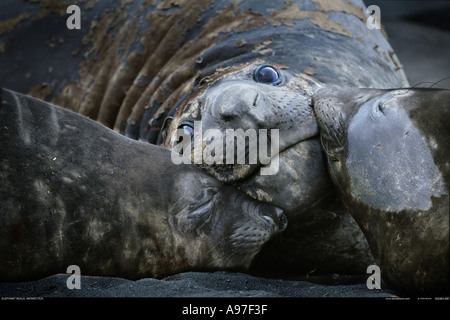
<box><xmin>0</xmin><ymin>87</ymin><xmax>287</xmax><ymax>282</ymax></box>
<box><xmin>0</xmin><ymin>0</ymin><xmax>408</xmax><ymax>276</ymax></box>
<box><xmin>313</xmin><ymin>87</ymin><xmax>449</xmax><ymax>294</ymax></box>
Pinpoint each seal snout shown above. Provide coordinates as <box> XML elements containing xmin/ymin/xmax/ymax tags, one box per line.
<box><xmin>259</xmin><ymin>204</ymin><xmax>287</xmax><ymax>232</ymax></box>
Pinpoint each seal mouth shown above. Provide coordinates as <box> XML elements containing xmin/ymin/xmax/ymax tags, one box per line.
<box><xmin>225</xmin><ymin>206</ymin><xmax>287</xmax><ymax>267</ymax></box>
<box><xmin>206</xmin><ymin>104</ymin><xmax>320</xmax><ymax>181</ymax></box>
<box><xmin>197</xmin><ymin>130</ymin><xmax>319</xmax><ymax>184</ymax></box>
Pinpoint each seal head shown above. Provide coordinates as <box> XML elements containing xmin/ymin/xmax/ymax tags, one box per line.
<box><xmin>160</xmin><ymin>61</ymin><xmax>325</xmax><ymax>212</ymax></box>
<box><xmin>313</xmin><ymin>87</ymin><xmax>450</xmax><ymax>294</ymax></box>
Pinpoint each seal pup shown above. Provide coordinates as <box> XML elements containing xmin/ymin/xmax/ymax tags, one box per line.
<box><xmin>0</xmin><ymin>88</ymin><xmax>287</xmax><ymax>282</ymax></box>
<box><xmin>313</xmin><ymin>87</ymin><xmax>449</xmax><ymax>294</ymax></box>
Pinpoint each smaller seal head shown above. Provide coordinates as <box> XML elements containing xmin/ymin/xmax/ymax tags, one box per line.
<box><xmin>169</xmin><ymin>171</ymin><xmax>287</xmax><ymax>271</ymax></box>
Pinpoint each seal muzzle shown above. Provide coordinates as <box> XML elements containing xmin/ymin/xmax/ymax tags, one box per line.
<box><xmin>258</xmin><ymin>204</ymin><xmax>287</xmax><ymax>232</ymax></box>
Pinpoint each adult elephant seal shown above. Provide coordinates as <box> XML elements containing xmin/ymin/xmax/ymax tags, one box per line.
<box><xmin>313</xmin><ymin>87</ymin><xmax>449</xmax><ymax>294</ymax></box>
<box><xmin>0</xmin><ymin>87</ymin><xmax>287</xmax><ymax>282</ymax></box>
<box><xmin>0</xmin><ymin>0</ymin><xmax>408</xmax><ymax>275</ymax></box>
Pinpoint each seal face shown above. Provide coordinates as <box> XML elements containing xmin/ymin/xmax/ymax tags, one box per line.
<box><xmin>161</xmin><ymin>62</ymin><xmax>319</xmax><ymax>185</ymax></box>
<box><xmin>0</xmin><ymin>88</ymin><xmax>286</xmax><ymax>281</ymax></box>
<box><xmin>169</xmin><ymin>175</ymin><xmax>288</xmax><ymax>272</ymax></box>
<box><xmin>313</xmin><ymin>87</ymin><xmax>450</xmax><ymax>294</ymax></box>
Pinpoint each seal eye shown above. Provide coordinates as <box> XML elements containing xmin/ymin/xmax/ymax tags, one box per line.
<box><xmin>254</xmin><ymin>65</ymin><xmax>282</xmax><ymax>85</ymax></box>
<box><xmin>180</xmin><ymin>124</ymin><xmax>194</xmax><ymax>137</ymax></box>
<box><xmin>175</xmin><ymin>123</ymin><xmax>194</xmax><ymax>146</ymax></box>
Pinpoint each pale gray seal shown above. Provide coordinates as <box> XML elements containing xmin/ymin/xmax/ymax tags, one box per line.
<box><xmin>313</xmin><ymin>87</ymin><xmax>449</xmax><ymax>294</ymax></box>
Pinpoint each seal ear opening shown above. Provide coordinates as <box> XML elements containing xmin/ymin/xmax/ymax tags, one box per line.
<box><xmin>157</xmin><ymin>92</ymin><xmax>191</xmax><ymax>146</ymax></box>
<box><xmin>157</xmin><ymin>116</ymin><xmax>173</xmax><ymax>146</ymax></box>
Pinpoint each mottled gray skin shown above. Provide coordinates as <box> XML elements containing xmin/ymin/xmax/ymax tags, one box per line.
<box><xmin>313</xmin><ymin>87</ymin><xmax>449</xmax><ymax>294</ymax></box>
<box><xmin>0</xmin><ymin>88</ymin><xmax>286</xmax><ymax>282</ymax></box>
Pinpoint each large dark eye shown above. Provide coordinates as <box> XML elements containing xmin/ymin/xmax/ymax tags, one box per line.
<box><xmin>254</xmin><ymin>65</ymin><xmax>282</xmax><ymax>85</ymax></box>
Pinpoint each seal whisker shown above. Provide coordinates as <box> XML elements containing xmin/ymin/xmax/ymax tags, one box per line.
<box><xmin>319</xmin><ymin>135</ymin><xmax>330</xmax><ymax>157</ymax></box>
<box><xmin>331</xmin><ymin>129</ymin><xmax>344</xmax><ymax>150</ymax></box>
<box><xmin>403</xmin><ymin>77</ymin><xmax>450</xmax><ymax>92</ymax></box>
<box><xmin>224</xmin><ymin>246</ymin><xmax>252</xmax><ymax>269</ymax></box>
<box><xmin>429</xmin><ymin>76</ymin><xmax>450</xmax><ymax>88</ymax></box>
<box><xmin>204</xmin><ymin>234</ymin><xmax>231</xmax><ymax>263</ymax></box>
<box><xmin>402</xmin><ymin>78</ymin><xmax>450</xmax><ymax>93</ymax></box>
<box><xmin>224</xmin><ymin>250</ymin><xmax>239</xmax><ymax>268</ymax></box>
<box><xmin>323</xmin><ymin>124</ymin><xmax>343</xmax><ymax>151</ymax></box>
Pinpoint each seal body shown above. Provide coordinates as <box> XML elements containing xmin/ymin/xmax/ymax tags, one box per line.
<box><xmin>0</xmin><ymin>88</ymin><xmax>286</xmax><ymax>282</ymax></box>
<box><xmin>313</xmin><ymin>87</ymin><xmax>449</xmax><ymax>294</ymax></box>
<box><xmin>0</xmin><ymin>0</ymin><xmax>408</xmax><ymax>275</ymax></box>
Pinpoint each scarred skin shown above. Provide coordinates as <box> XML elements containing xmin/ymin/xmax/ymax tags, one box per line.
<box><xmin>313</xmin><ymin>87</ymin><xmax>449</xmax><ymax>294</ymax></box>
<box><xmin>0</xmin><ymin>88</ymin><xmax>286</xmax><ymax>282</ymax></box>
<box><xmin>0</xmin><ymin>0</ymin><xmax>408</xmax><ymax>276</ymax></box>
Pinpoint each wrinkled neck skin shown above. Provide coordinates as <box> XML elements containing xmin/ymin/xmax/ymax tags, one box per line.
<box><xmin>3</xmin><ymin>0</ymin><xmax>407</xmax><ymax>140</ymax></box>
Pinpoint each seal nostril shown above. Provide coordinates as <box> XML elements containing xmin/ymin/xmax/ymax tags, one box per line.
<box><xmin>218</xmin><ymin>104</ymin><xmax>240</xmax><ymax>121</ymax></box>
